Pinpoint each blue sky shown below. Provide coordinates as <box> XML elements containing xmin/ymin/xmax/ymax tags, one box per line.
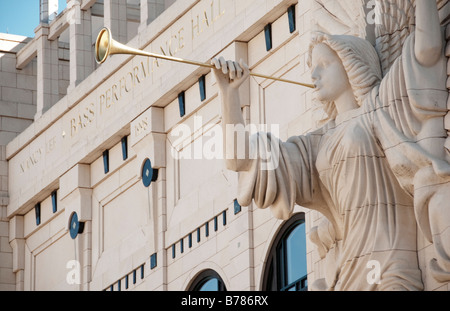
<box><xmin>0</xmin><ymin>0</ymin><xmax>67</xmax><ymax>37</ymax></box>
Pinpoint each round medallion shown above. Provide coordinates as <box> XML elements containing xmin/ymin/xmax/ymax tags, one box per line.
<box><xmin>142</xmin><ymin>158</ymin><xmax>154</xmax><ymax>187</ymax></box>
<box><xmin>69</xmin><ymin>212</ymin><xmax>80</xmax><ymax>239</ymax></box>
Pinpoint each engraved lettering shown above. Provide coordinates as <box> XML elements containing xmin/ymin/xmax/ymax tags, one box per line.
<box><xmin>46</xmin><ymin>136</ymin><xmax>56</xmax><ymax>154</ymax></box>
<box><xmin>161</xmin><ymin>37</ymin><xmax>174</xmax><ymax>56</ymax></box>
<box><xmin>105</xmin><ymin>89</ymin><xmax>112</xmax><ymax>109</ymax></box>
<box><xmin>134</xmin><ymin>66</ymin><xmax>142</xmax><ymax>84</ymax></box>
<box><xmin>99</xmin><ymin>94</ymin><xmax>105</xmax><ymax>114</ymax></box>
<box><xmin>20</xmin><ymin>148</ymin><xmax>43</xmax><ymax>173</ymax></box>
<box><xmin>152</xmin><ymin>57</ymin><xmax>160</xmax><ymax>73</ymax></box>
<box><xmin>178</xmin><ymin>28</ymin><xmax>185</xmax><ymax>51</ymax></box>
<box><xmin>203</xmin><ymin>10</ymin><xmax>210</xmax><ymax>28</ymax></box>
<box><xmin>120</xmin><ymin>77</ymin><xmax>127</xmax><ymax>98</ymax></box>
<box><xmin>141</xmin><ymin>60</ymin><xmax>149</xmax><ymax>79</ymax></box>
<box><xmin>112</xmin><ymin>83</ymin><xmax>120</xmax><ymax>103</ymax></box>
<box><xmin>192</xmin><ymin>0</ymin><xmax>225</xmax><ymax>39</ymax></box>
<box><xmin>71</xmin><ymin>118</ymin><xmax>78</xmax><ymax>137</ymax></box>
<box><xmin>135</xmin><ymin>117</ymin><xmax>149</xmax><ymax>137</ymax></box>
<box><xmin>192</xmin><ymin>15</ymin><xmax>200</xmax><ymax>39</ymax></box>
<box><xmin>213</xmin><ymin>0</ymin><xmax>225</xmax><ymax>22</ymax></box>
<box><xmin>125</xmin><ymin>72</ymin><xmax>134</xmax><ymax>91</ymax></box>
<box><xmin>70</xmin><ymin>103</ymin><xmax>96</xmax><ymax>137</ymax></box>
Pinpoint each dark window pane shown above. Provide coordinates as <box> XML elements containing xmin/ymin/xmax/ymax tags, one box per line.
<box><xmin>103</xmin><ymin>150</ymin><xmax>109</xmax><ymax>174</ymax></box>
<box><xmin>121</xmin><ymin>136</ymin><xmax>128</xmax><ymax>160</ymax></box>
<box><xmin>263</xmin><ymin>215</ymin><xmax>308</xmax><ymax>291</ymax></box>
<box><xmin>285</xmin><ymin>222</ymin><xmax>307</xmax><ymax>285</ymax></box>
<box><xmin>190</xmin><ymin>270</ymin><xmax>227</xmax><ymax>292</ymax></box>
<box><xmin>51</xmin><ymin>191</ymin><xmax>57</xmax><ymax>213</ymax></box>
<box><xmin>198</xmin><ymin>278</ymin><xmax>219</xmax><ymax>291</ymax></box>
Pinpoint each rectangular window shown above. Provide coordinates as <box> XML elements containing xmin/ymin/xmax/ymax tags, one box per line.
<box><xmin>121</xmin><ymin>136</ymin><xmax>128</xmax><ymax>160</ymax></box>
<box><xmin>264</xmin><ymin>23</ymin><xmax>272</xmax><ymax>51</ymax></box>
<box><xmin>35</xmin><ymin>203</ymin><xmax>41</xmax><ymax>226</ymax></box>
<box><xmin>199</xmin><ymin>75</ymin><xmax>206</xmax><ymax>101</ymax></box>
<box><xmin>103</xmin><ymin>150</ymin><xmax>109</xmax><ymax>174</ymax></box>
<box><xmin>180</xmin><ymin>238</ymin><xmax>184</xmax><ymax>253</ymax></box>
<box><xmin>197</xmin><ymin>228</ymin><xmax>201</xmax><ymax>243</ymax></box>
<box><xmin>214</xmin><ymin>216</ymin><xmax>218</xmax><ymax>232</ymax></box>
<box><xmin>234</xmin><ymin>199</ymin><xmax>241</xmax><ymax>215</ymax></box>
<box><xmin>51</xmin><ymin>191</ymin><xmax>57</xmax><ymax>213</ymax></box>
<box><xmin>140</xmin><ymin>265</ymin><xmax>145</xmax><ymax>279</ymax></box>
<box><xmin>133</xmin><ymin>270</ymin><xmax>137</xmax><ymax>284</ymax></box>
<box><xmin>172</xmin><ymin>244</ymin><xmax>176</xmax><ymax>259</ymax></box>
<box><xmin>223</xmin><ymin>210</ymin><xmax>227</xmax><ymax>226</ymax></box>
<box><xmin>288</xmin><ymin>5</ymin><xmax>296</xmax><ymax>33</ymax></box>
<box><xmin>150</xmin><ymin>253</ymin><xmax>157</xmax><ymax>269</ymax></box>
<box><xmin>205</xmin><ymin>222</ymin><xmax>209</xmax><ymax>237</ymax></box>
<box><xmin>178</xmin><ymin>91</ymin><xmax>186</xmax><ymax>117</ymax></box>
<box><xmin>188</xmin><ymin>233</ymin><xmax>193</xmax><ymax>248</ymax></box>
<box><xmin>125</xmin><ymin>275</ymin><xmax>129</xmax><ymax>289</ymax></box>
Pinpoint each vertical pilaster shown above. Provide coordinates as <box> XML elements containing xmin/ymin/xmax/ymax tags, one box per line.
<box><xmin>68</xmin><ymin>0</ymin><xmax>93</xmax><ymax>90</ymax></box>
<box><xmin>104</xmin><ymin>0</ymin><xmax>128</xmax><ymax>43</ymax></box>
<box><xmin>79</xmin><ymin>220</ymin><xmax>92</xmax><ymax>291</ymax></box>
<box><xmin>60</xmin><ymin>164</ymin><xmax>92</xmax><ymax>290</ymax></box>
<box><xmin>131</xmin><ymin>107</ymin><xmax>167</xmax><ymax>290</ymax></box>
<box><xmin>34</xmin><ymin>25</ymin><xmax>59</xmax><ymax>120</ymax></box>
<box><xmin>148</xmin><ymin>166</ymin><xmax>167</xmax><ymax>290</ymax></box>
<box><xmin>0</xmin><ymin>143</ymin><xmax>13</xmax><ymax>289</ymax></box>
<box><xmin>8</xmin><ymin>216</ymin><xmax>24</xmax><ymax>291</ymax></box>
<box><xmin>40</xmin><ymin>0</ymin><xmax>59</xmax><ymax>24</ymax></box>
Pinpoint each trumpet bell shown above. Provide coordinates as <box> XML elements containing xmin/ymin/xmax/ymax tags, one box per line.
<box><xmin>95</xmin><ymin>28</ymin><xmax>112</xmax><ymax>64</ymax></box>
<box><xmin>95</xmin><ymin>27</ymin><xmax>156</xmax><ymax>64</ymax></box>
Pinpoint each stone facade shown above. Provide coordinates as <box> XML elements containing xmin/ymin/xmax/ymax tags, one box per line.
<box><xmin>0</xmin><ymin>0</ymin><xmax>449</xmax><ymax>291</ymax></box>
<box><xmin>0</xmin><ymin>33</ymin><xmax>38</xmax><ymax>291</ymax></box>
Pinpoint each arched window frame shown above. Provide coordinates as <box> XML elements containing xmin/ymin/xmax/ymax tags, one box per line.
<box><xmin>188</xmin><ymin>269</ymin><xmax>227</xmax><ymax>291</ymax></box>
<box><xmin>262</xmin><ymin>213</ymin><xmax>308</xmax><ymax>291</ymax></box>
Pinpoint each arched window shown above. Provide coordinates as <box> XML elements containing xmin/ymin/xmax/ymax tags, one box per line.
<box><xmin>263</xmin><ymin>213</ymin><xmax>308</xmax><ymax>291</ymax></box>
<box><xmin>189</xmin><ymin>269</ymin><xmax>227</xmax><ymax>291</ymax></box>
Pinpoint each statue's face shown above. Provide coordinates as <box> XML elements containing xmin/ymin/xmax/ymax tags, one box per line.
<box><xmin>310</xmin><ymin>43</ymin><xmax>352</xmax><ymax>103</ymax></box>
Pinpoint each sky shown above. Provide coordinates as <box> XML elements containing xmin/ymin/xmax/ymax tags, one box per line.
<box><xmin>0</xmin><ymin>0</ymin><xmax>67</xmax><ymax>37</ymax></box>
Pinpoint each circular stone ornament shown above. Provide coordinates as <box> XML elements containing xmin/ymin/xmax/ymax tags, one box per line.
<box><xmin>142</xmin><ymin>158</ymin><xmax>158</xmax><ymax>187</ymax></box>
<box><xmin>69</xmin><ymin>212</ymin><xmax>84</xmax><ymax>239</ymax></box>
<box><xmin>142</xmin><ymin>159</ymin><xmax>154</xmax><ymax>187</ymax></box>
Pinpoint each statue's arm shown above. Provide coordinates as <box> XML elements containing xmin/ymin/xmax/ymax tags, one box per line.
<box><xmin>414</xmin><ymin>0</ymin><xmax>443</xmax><ymax>67</ymax></box>
<box><xmin>211</xmin><ymin>57</ymin><xmax>251</xmax><ymax>172</ymax></box>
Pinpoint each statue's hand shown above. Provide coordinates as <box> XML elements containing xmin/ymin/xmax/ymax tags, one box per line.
<box><xmin>211</xmin><ymin>57</ymin><xmax>250</xmax><ymax>93</ymax></box>
<box><xmin>414</xmin><ymin>0</ymin><xmax>442</xmax><ymax>67</ymax></box>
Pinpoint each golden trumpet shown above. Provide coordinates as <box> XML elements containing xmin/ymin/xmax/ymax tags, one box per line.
<box><xmin>95</xmin><ymin>27</ymin><xmax>315</xmax><ymax>89</ymax></box>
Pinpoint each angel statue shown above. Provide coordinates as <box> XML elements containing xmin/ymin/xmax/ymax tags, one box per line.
<box><xmin>211</xmin><ymin>0</ymin><xmax>450</xmax><ymax>291</ymax></box>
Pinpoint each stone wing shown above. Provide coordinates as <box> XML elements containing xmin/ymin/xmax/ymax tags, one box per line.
<box><xmin>374</xmin><ymin>0</ymin><xmax>449</xmax><ymax>76</ymax></box>
<box><xmin>311</xmin><ymin>0</ymin><xmax>367</xmax><ymax>37</ymax></box>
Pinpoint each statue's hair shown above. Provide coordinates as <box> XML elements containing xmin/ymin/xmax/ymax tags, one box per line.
<box><xmin>307</xmin><ymin>33</ymin><xmax>383</xmax><ymax>120</ymax></box>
